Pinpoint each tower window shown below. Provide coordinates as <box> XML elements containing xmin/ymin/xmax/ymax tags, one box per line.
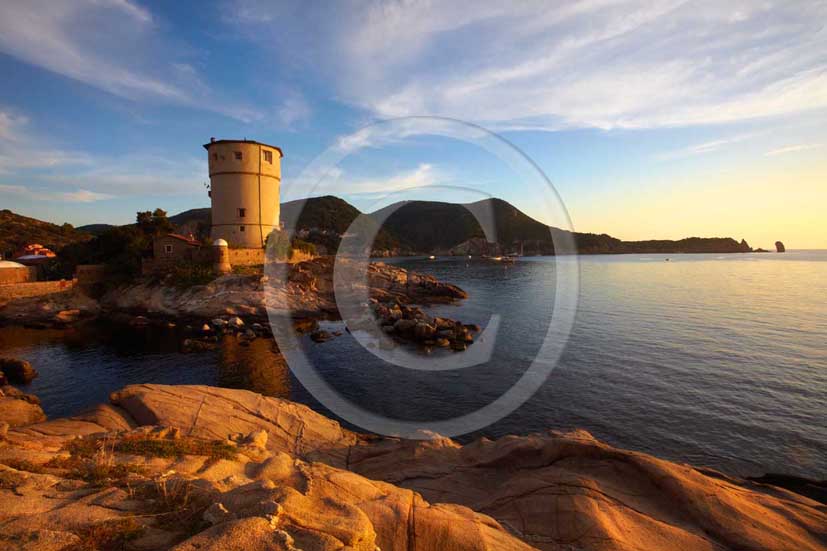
<box><xmin>240</xmin><ymin>226</ymin><xmax>245</xmax><ymax>232</ymax></box>
<box><xmin>234</xmin><ymin>151</ymin><xmax>243</xmax><ymax>160</ymax></box>
<box><xmin>212</xmin><ymin>153</ymin><xmax>218</xmax><ymax>161</ymax></box>
<box><xmin>164</xmin><ymin>244</ymin><xmax>173</xmax><ymax>254</ymax></box>
<box><xmin>263</xmin><ymin>150</ymin><xmax>273</xmax><ymax>163</ymax></box>
<box><xmin>238</xmin><ymin>207</ymin><xmax>246</xmax><ymax>218</ymax></box>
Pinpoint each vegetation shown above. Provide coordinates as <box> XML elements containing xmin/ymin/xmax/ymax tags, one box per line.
<box><xmin>0</xmin><ymin>209</ymin><xmax>92</xmax><ymax>259</ymax></box>
<box><xmin>52</xmin><ymin>208</ymin><xmax>178</xmax><ymax>282</ymax></box>
<box><xmin>63</xmin><ymin>433</ymin><xmax>237</xmax><ymax>462</ymax></box>
<box><xmin>290</xmin><ymin>238</ymin><xmax>316</xmax><ymax>258</ymax></box>
<box><xmin>64</xmin><ymin>518</ymin><xmax>145</xmax><ymax>551</ymax></box>
<box><xmin>155</xmin><ymin>262</ymin><xmax>216</xmax><ymax>289</ymax></box>
<box><xmin>281</xmin><ymin>195</ymin><xmax>399</xmax><ymax>253</ymax></box>
<box><xmin>112</xmin><ymin>435</ymin><xmax>236</xmax><ymax>460</ymax></box>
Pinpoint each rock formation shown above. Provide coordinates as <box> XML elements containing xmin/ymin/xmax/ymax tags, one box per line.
<box><xmin>776</xmin><ymin>241</ymin><xmax>786</xmax><ymax>253</ymax></box>
<box><xmin>2</xmin><ymin>384</ymin><xmax>824</xmax><ymax>550</ymax></box>
<box><xmin>0</xmin><ymin>358</ymin><xmax>38</xmax><ymax>384</ymax></box>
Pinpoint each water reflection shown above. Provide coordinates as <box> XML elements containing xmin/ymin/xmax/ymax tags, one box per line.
<box><xmin>217</xmin><ymin>336</ymin><xmax>290</xmax><ymax>397</ymax></box>
<box><xmin>0</xmin><ymin>322</ymin><xmax>291</xmax><ymax>419</ymax></box>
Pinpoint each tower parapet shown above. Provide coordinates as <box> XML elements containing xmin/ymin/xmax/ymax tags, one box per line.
<box><xmin>204</xmin><ymin>139</ymin><xmax>283</xmax><ymax>248</ymax></box>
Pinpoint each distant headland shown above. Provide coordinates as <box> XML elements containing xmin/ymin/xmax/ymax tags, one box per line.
<box><xmin>0</xmin><ymin>196</ymin><xmax>778</xmax><ymax>261</ymax></box>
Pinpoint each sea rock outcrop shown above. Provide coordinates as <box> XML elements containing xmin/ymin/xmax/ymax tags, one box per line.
<box><xmin>0</xmin><ymin>290</ymin><xmax>99</xmax><ymax>327</ymax></box>
<box><xmin>776</xmin><ymin>241</ymin><xmax>786</xmax><ymax>252</ymax></box>
<box><xmin>101</xmin><ymin>257</ymin><xmax>467</xmax><ymax>322</ymax></box>
<box><xmin>1</xmin><ymin>384</ymin><xmax>826</xmax><ymax>550</ymax></box>
<box><xmin>4</xmin><ymin>384</ymin><xmax>821</xmax><ymax>551</ymax></box>
<box><xmin>0</xmin><ymin>358</ymin><xmax>38</xmax><ymax>384</ymax></box>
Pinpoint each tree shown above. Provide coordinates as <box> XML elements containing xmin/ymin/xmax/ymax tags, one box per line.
<box><xmin>137</xmin><ymin>208</ymin><xmax>173</xmax><ymax>236</ymax></box>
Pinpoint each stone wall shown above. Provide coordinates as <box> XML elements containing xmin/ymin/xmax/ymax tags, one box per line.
<box><xmin>0</xmin><ymin>279</ymin><xmax>75</xmax><ymax>301</ymax></box>
<box><xmin>0</xmin><ymin>266</ymin><xmax>37</xmax><ymax>285</ymax></box>
<box><xmin>228</xmin><ymin>247</ymin><xmax>265</xmax><ymax>266</ymax></box>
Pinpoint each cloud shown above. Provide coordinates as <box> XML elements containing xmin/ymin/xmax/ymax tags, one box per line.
<box><xmin>0</xmin><ymin>105</ymin><xmax>204</xmax><ymax>199</ymax></box>
<box><xmin>0</xmin><ymin>108</ymin><xmax>93</xmax><ymax>174</ymax></box>
<box><xmin>765</xmin><ymin>143</ymin><xmax>823</xmax><ymax>156</ymax></box>
<box><xmin>656</xmin><ymin>132</ymin><xmax>759</xmax><ymax>161</ymax></box>
<box><xmin>0</xmin><ymin>184</ymin><xmax>113</xmax><ymax>203</ymax></box>
<box><xmin>0</xmin><ymin>0</ymin><xmax>259</xmax><ymax>122</ymax></box>
<box><xmin>276</xmin><ymin>91</ymin><xmax>313</xmax><ymax>129</ymax></box>
<box><xmin>286</xmin><ymin>163</ymin><xmax>444</xmax><ymax>201</ymax></box>
<box><xmin>231</xmin><ymin>0</ymin><xmax>827</xmax><ymax>130</ymax></box>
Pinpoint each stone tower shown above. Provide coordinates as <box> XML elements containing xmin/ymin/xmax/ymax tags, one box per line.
<box><xmin>204</xmin><ymin>138</ymin><xmax>283</xmax><ymax>248</ymax></box>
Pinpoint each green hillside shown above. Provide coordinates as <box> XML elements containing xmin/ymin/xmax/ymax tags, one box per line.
<box><xmin>0</xmin><ymin>209</ymin><xmax>93</xmax><ymax>258</ymax></box>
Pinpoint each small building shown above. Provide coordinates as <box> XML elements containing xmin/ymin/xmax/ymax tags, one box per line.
<box><xmin>0</xmin><ymin>260</ymin><xmax>38</xmax><ymax>285</ymax></box>
<box><xmin>14</xmin><ymin>244</ymin><xmax>57</xmax><ymax>266</ymax></box>
<box><xmin>152</xmin><ymin>234</ymin><xmax>201</xmax><ymax>261</ymax></box>
<box><xmin>142</xmin><ymin>234</ymin><xmax>202</xmax><ymax>275</ymax></box>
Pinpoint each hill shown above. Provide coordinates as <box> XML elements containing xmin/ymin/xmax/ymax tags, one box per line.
<box><xmin>281</xmin><ymin>195</ymin><xmax>360</xmax><ymax>234</ymax></box>
<box><xmin>374</xmin><ymin>198</ymin><xmax>752</xmax><ymax>255</ymax></box>
<box><xmin>0</xmin><ymin>209</ymin><xmax>93</xmax><ymax>258</ymax></box>
<box><xmin>55</xmin><ymin>195</ymin><xmax>757</xmax><ymax>257</ymax></box>
<box><xmin>168</xmin><ymin>208</ymin><xmax>211</xmax><ymax>239</ymax></box>
<box><xmin>76</xmin><ymin>223</ymin><xmax>115</xmax><ymax>236</ymax></box>
<box><xmin>282</xmin><ymin>195</ymin><xmax>399</xmax><ymax>253</ymax></box>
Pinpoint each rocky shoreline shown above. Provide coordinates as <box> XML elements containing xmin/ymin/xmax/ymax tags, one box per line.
<box><xmin>0</xmin><ymin>258</ymin><xmax>469</xmax><ymax>341</ymax></box>
<box><xmin>0</xmin><ymin>384</ymin><xmax>825</xmax><ymax>550</ymax></box>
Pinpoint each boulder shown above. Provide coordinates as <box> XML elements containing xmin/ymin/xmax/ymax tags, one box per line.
<box><xmin>310</xmin><ymin>330</ymin><xmax>332</xmax><ymax>343</ymax></box>
<box><xmin>393</xmin><ymin>318</ymin><xmax>417</xmax><ymax>335</ymax></box>
<box><xmin>413</xmin><ymin>322</ymin><xmax>436</xmax><ymax>340</ymax></box>
<box><xmin>776</xmin><ymin>241</ymin><xmax>786</xmax><ymax>253</ymax></box>
<box><xmin>0</xmin><ymin>358</ymin><xmax>38</xmax><ymax>384</ymax></box>
<box><xmin>0</xmin><ymin>396</ymin><xmax>46</xmax><ymax>427</ymax></box>
<box><xmin>53</xmin><ymin>309</ymin><xmax>81</xmax><ymax>324</ymax></box>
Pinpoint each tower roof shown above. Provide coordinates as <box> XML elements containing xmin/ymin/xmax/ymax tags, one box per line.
<box><xmin>203</xmin><ymin>139</ymin><xmax>283</xmax><ymax>157</ymax></box>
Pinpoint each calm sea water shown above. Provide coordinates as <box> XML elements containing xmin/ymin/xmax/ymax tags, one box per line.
<box><xmin>1</xmin><ymin>251</ymin><xmax>825</xmax><ymax>478</ymax></box>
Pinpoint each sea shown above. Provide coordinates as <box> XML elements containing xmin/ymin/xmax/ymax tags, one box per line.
<box><xmin>1</xmin><ymin>250</ymin><xmax>825</xmax><ymax>479</ymax></box>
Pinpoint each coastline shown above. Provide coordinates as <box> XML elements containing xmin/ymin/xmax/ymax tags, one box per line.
<box><xmin>1</xmin><ymin>383</ymin><xmax>825</xmax><ymax>550</ymax></box>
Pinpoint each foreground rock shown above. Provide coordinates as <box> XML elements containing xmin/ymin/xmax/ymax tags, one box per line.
<box><xmin>2</xmin><ymin>384</ymin><xmax>823</xmax><ymax>551</ymax></box>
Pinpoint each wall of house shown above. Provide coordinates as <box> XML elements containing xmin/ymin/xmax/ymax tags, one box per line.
<box><xmin>0</xmin><ymin>266</ymin><xmax>37</xmax><ymax>285</ymax></box>
<box><xmin>0</xmin><ymin>279</ymin><xmax>75</xmax><ymax>301</ymax></box>
<box><xmin>152</xmin><ymin>236</ymin><xmax>200</xmax><ymax>261</ymax></box>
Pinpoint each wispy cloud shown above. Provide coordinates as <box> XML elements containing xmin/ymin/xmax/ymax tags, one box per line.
<box><xmin>765</xmin><ymin>143</ymin><xmax>823</xmax><ymax>156</ymax></box>
<box><xmin>0</xmin><ymin>108</ymin><xmax>93</xmax><ymax>174</ymax></box>
<box><xmin>0</xmin><ymin>105</ymin><xmax>204</xmax><ymax>200</ymax></box>
<box><xmin>276</xmin><ymin>91</ymin><xmax>313</xmax><ymax>129</ymax></box>
<box><xmin>0</xmin><ymin>184</ymin><xmax>113</xmax><ymax>203</ymax></box>
<box><xmin>0</xmin><ymin>0</ymin><xmax>259</xmax><ymax>122</ymax></box>
<box><xmin>231</xmin><ymin>0</ymin><xmax>827</xmax><ymax>130</ymax></box>
<box><xmin>285</xmin><ymin>163</ymin><xmax>444</xmax><ymax>201</ymax></box>
<box><xmin>656</xmin><ymin>132</ymin><xmax>758</xmax><ymax>161</ymax></box>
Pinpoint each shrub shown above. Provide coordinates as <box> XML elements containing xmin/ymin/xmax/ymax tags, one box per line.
<box><xmin>163</xmin><ymin>262</ymin><xmax>216</xmax><ymax>289</ymax></box>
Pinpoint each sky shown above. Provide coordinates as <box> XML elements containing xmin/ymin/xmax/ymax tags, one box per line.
<box><xmin>0</xmin><ymin>0</ymin><xmax>825</xmax><ymax>249</ymax></box>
